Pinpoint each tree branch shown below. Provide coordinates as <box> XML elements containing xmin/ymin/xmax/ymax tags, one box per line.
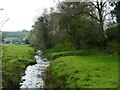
<box><xmin>83</xmin><ymin>11</ymin><xmax>100</xmax><ymax>22</ymax></box>
<box><xmin>70</xmin><ymin>11</ymin><xmax>100</xmax><ymax>22</ymax></box>
<box><xmin>102</xmin><ymin>2</ymin><xmax>107</xmax><ymax>7</ymax></box>
<box><xmin>57</xmin><ymin>0</ymin><xmax>66</xmax><ymax>11</ymax></box>
<box><xmin>0</xmin><ymin>18</ymin><xmax>9</xmax><ymax>31</ymax></box>
<box><xmin>89</xmin><ymin>2</ymin><xmax>98</xmax><ymax>9</ymax></box>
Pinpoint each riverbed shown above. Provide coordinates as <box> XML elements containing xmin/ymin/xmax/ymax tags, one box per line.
<box><xmin>20</xmin><ymin>50</ymin><xmax>50</xmax><ymax>89</ymax></box>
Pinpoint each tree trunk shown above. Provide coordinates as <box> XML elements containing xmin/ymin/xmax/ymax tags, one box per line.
<box><xmin>97</xmin><ymin>1</ymin><xmax>107</xmax><ymax>50</ymax></box>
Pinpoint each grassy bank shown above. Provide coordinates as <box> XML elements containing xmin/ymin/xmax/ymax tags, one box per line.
<box><xmin>2</xmin><ymin>44</ymin><xmax>36</xmax><ymax>89</ymax></box>
<box><xmin>44</xmin><ymin>43</ymin><xmax>118</xmax><ymax>88</ymax></box>
<box><xmin>45</xmin><ymin>55</ymin><xmax>118</xmax><ymax>88</ymax></box>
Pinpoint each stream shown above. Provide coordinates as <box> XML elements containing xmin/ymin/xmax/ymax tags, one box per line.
<box><xmin>20</xmin><ymin>50</ymin><xmax>50</xmax><ymax>89</ymax></box>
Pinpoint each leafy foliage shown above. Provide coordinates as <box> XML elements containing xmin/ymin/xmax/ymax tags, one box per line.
<box><xmin>30</xmin><ymin>1</ymin><xmax>116</xmax><ymax>50</ymax></box>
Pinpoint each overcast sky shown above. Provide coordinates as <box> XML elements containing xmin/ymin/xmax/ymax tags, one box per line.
<box><xmin>0</xmin><ymin>0</ymin><xmax>115</xmax><ymax>32</ymax></box>
<box><xmin>0</xmin><ymin>0</ymin><xmax>58</xmax><ymax>32</ymax></box>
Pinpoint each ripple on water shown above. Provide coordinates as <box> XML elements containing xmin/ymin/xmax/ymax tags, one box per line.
<box><xmin>20</xmin><ymin>50</ymin><xmax>50</xmax><ymax>89</ymax></box>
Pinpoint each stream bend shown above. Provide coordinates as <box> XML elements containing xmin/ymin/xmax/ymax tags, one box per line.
<box><xmin>20</xmin><ymin>50</ymin><xmax>50</xmax><ymax>89</ymax></box>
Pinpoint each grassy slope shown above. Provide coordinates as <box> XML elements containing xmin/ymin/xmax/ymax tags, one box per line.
<box><xmin>46</xmin><ymin>55</ymin><xmax>118</xmax><ymax>88</ymax></box>
<box><xmin>44</xmin><ymin>43</ymin><xmax>118</xmax><ymax>88</ymax></box>
<box><xmin>2</xmin><ymin>44</ymin><xmax>36</xmax><ymax>89</ymax></box>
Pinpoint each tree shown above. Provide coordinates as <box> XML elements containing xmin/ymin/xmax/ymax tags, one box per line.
<box><xmin>58</xmin><ymin>0</ymin><xmax>111</xmax><ymax>49</ymax></box>
<box><xmin>111</xmin><ymin>1</ymin><xmax>120</xmax><ymax>23</ymax></box>
<box><xmin>30</xmin><ymin>9</ymin><xmax>54</xmax><ymax>49</ymax></box>
<box><xmin>92</xmin><ymin>0</ymin><xmax>110</xmax><ymax>46</ymax></box>
<box><xmin>57</xmin><ymin>2</ymin><xmax>102</xmax><ymax>49</ymax></box>
<box><xmin>111</xmin><ymin>1</ymin><xmax>120</xmax><ymax>54</ymax></box>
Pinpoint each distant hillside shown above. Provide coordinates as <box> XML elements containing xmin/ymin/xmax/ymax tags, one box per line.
<box><xmin>2</xmin><ymin>30</ymin><xmax>30</xmax><ymax>43</ymax></box>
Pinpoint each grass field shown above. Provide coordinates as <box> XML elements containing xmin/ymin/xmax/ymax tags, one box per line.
<box><xmin>3</xmin><ymin>44</ymin><xmax>34</xmax><ymax>59</ymax></box>
<box><xmin>45</xmin><ymin>53</ymin><xmax>118</xmax><ymax>88</ymax></box>
<box><xmin>2</xmin><ymin>44</ymin><xmax>36</xmax><ymax>89</ymax></box>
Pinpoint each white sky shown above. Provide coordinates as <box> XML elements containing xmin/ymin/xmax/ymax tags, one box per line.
<box><xmin>0</xmin><ymin>0</ymin><xmax>57</xmax><ymax>32</ymax></box>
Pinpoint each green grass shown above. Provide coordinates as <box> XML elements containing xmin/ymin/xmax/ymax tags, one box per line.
<box><xmin>2</xmin><ymin>44</ymin><xmax>36</xmax><ymax>89</ymax></box>
<box><xmin>45</xmin><ymin>55</ymin><xmax>118</xmax><ymax>88</ymax></box>
<box><xmin>44</xmin><ymin>41</ymin><xmax>118</xmax><ymax>60</ymax></box>
<box><xmin>44</xmin><ymin>42</ymin><xmax>118</xmax><ymax>88</ymax></box>
<box><xmin>44</xmin><ymin>49</ymin><xmax>105</xmax><ymax>60</ymax></box>
<box><xmin>4</xmin><ymin>44</ymin><xmax>34</xmax><ymax>58</ymax></box>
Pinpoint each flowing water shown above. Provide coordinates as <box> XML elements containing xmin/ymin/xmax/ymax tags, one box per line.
<box><xmin>20</xmin><ymin>50</ymin><xmax>50</xmax><ymax>89</ymax></box>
